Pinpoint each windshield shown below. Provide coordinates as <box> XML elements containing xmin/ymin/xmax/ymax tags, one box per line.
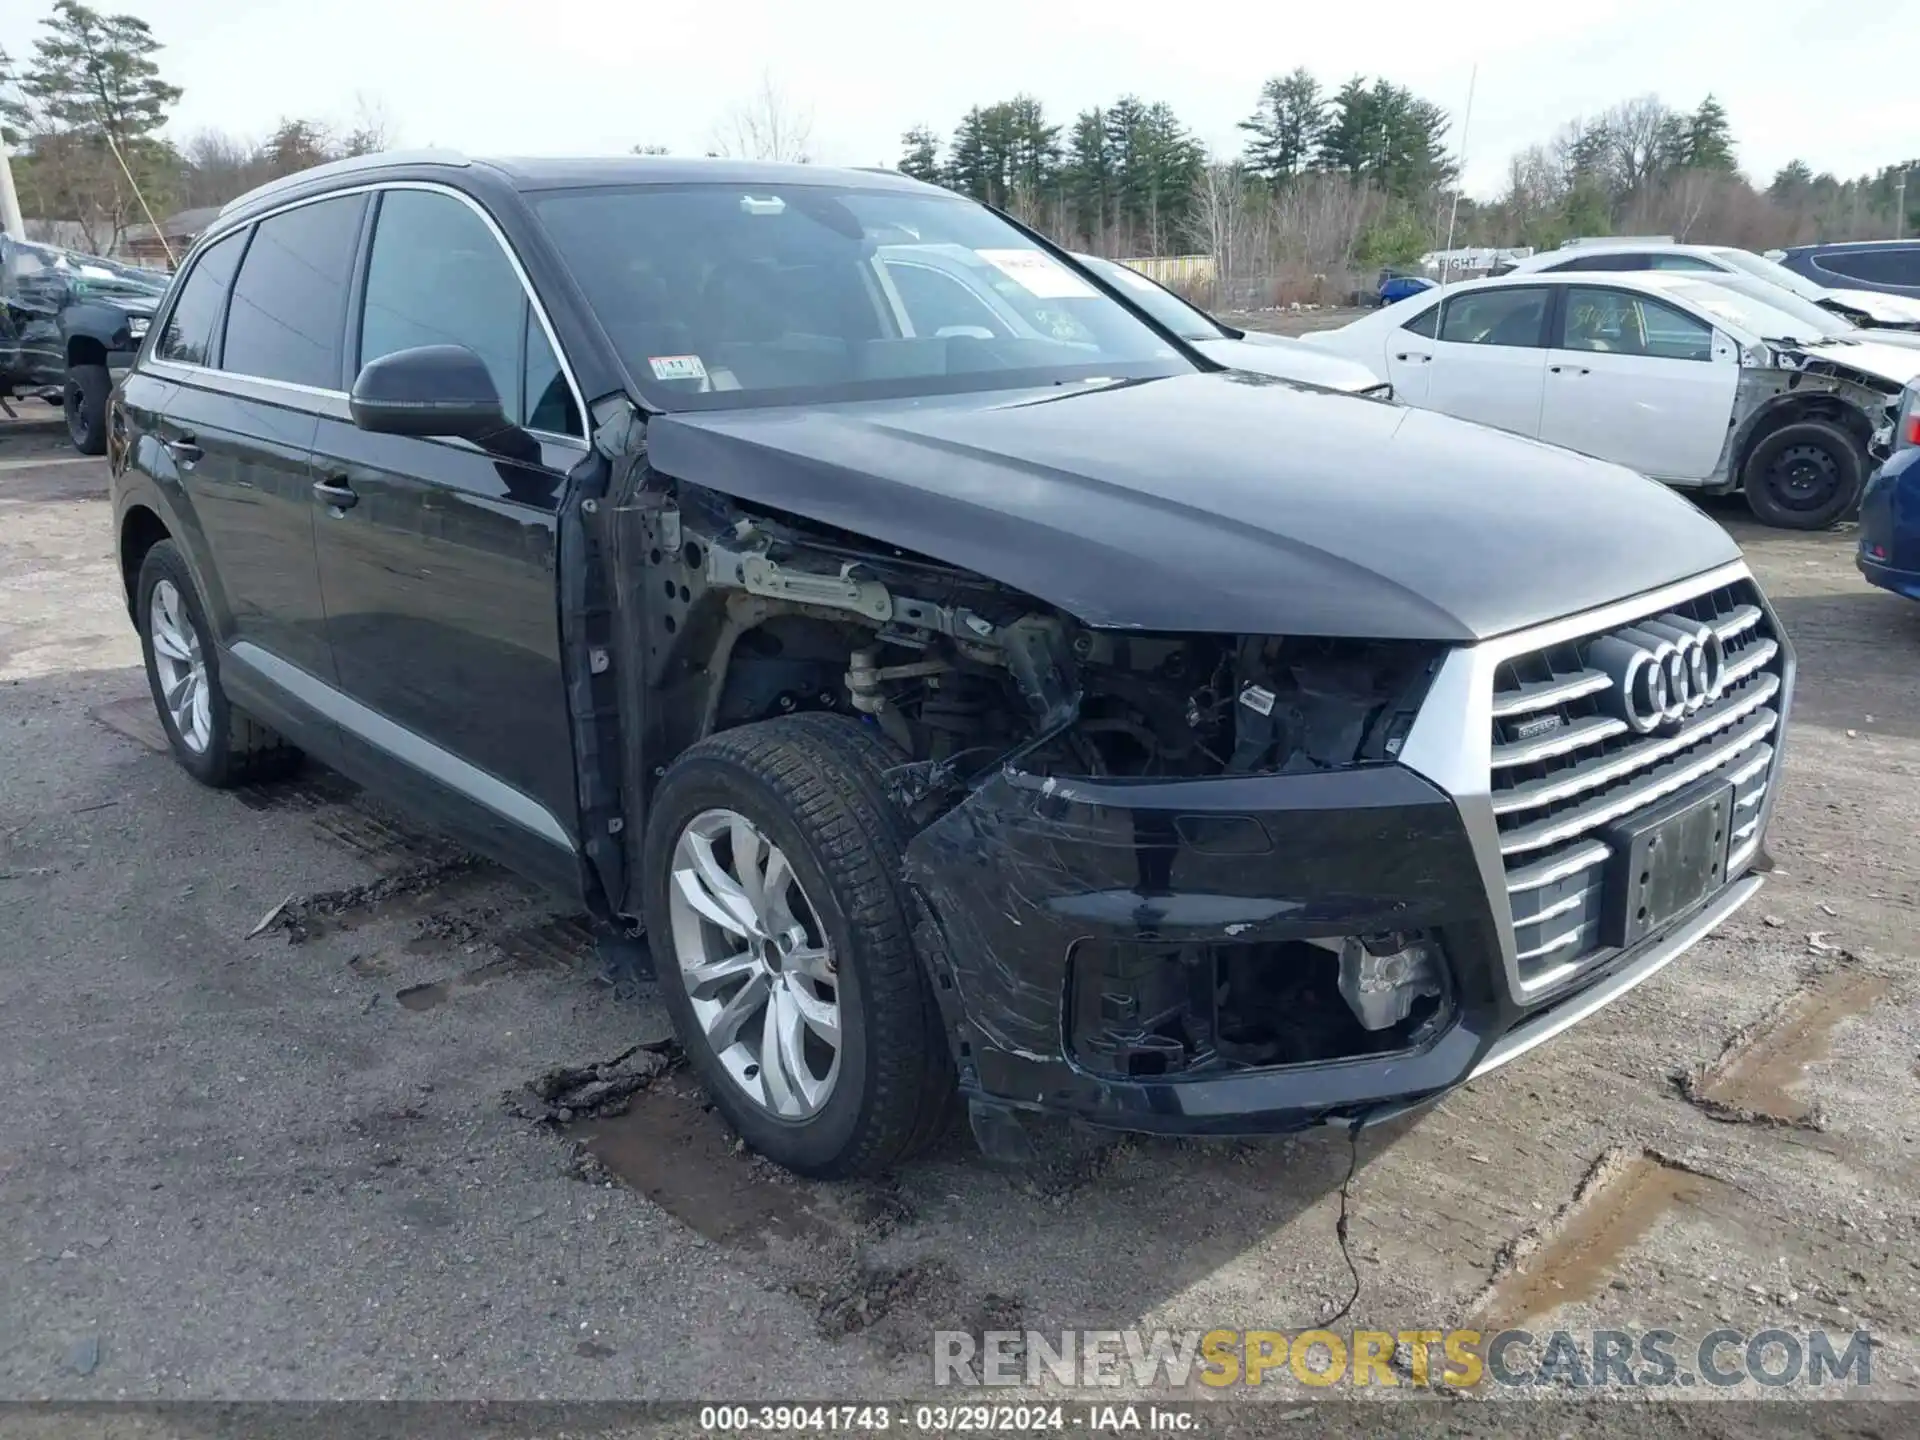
<box><xmin>1074</xmin><ymin>254</ymin><xmax>1225</xmax><ymax>342</ymax></box>
<box><xmin>535</xmin><ymin>183</ymin><xmax>1195</xmax><ymax>408</ymax></box>
<box><xmin>1664</xmin><ymin>279</ymin><xmax>1838</xmax><ymax>343</ymax></box>
<box><xmin>1713</xmin><ymin>247</ymin><xmax>1830</xmax><ymax>302</ymax></box>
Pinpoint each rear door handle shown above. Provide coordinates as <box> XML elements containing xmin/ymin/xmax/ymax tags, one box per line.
<box><xmin>312</xmin><ymin>477</ymin><xmax>358</xmax><ymax>511</ymax></box>
<box><xmin>1549</xmin><ymin>364</ymin><xmax>1590</xmax><ymax>376</ymax></box>
<box><xmin>166</xmin><ymin>434</ymin><xmax>202</xmax><ymax>467</ymax></box>
<box><xmin>1394</xmin><ymin>352</ymin><xmax>1432</xmax><ymax>363</ymax></box>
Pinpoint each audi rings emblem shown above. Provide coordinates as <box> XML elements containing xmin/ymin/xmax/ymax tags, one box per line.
<box><xmin>1590</xmin><ymin>617</ymin><xmax>1727</xmax><ymax>734</ymax></box>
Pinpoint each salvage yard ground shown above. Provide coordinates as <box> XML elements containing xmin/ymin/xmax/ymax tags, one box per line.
<box><xmin>3</xmin><ymin>378</ymin><xmax>1920</xmax><ymax>1413</ymax></box>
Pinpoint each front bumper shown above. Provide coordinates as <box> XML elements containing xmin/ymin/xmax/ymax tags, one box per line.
<box><xmin>903</xmin><ymin>561</ymin><xmax>1791</xmax><ymax>1137</ymax></box>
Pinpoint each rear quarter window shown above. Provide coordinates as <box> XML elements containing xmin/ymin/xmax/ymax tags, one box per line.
<box><xmin>155</xmin><ymin>231</ymin><xmax>245</xmax><ymax>366</ymax></box>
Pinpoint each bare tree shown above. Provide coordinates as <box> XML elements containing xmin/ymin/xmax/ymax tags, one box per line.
<box><xmin>709</xmin><ymin>71</ymin><xmax>814</xmax><ymax>163</ymax></box>
<box><xmin>339</xmin><ymin>91</ymin><xmax>396</xmax><ymax>157</ymax></box>
<box><xmin>1187</xmin><ymin>161</ymin><xmax>1249</xmax><ymax>305</ymax></box>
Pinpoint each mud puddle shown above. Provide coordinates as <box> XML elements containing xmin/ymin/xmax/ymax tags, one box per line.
<box><xmin>571</xmin><ymin>1075</ymin><xmax>843</xmax><ymax>1250</ymax></box>
<box><xmin>1684</xmin><ymin>970</ymin><xmax>1893</xmax><ymax>1128</ymax></box>
<box><xmin>1476</xmin><ymin>1150</ymin><xmax>1728</xmax><ymax>1328</ymax></box>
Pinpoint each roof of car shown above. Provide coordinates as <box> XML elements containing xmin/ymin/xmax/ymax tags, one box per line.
<box><xmin>216</xmin><ymin>150</ymin><xmax>944</xmax><ymax>225</ymax></box>
<box><xmin>1420</xmin><ymin>270</ymin><xmax>1719</xmax><ymax>294</ymax></box>
<box><xmin>1785</xmin><ymin>238</ymin><xmax>1920</xmax><ymax>253</ymax></box>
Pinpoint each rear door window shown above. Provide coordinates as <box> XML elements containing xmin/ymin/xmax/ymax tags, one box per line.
<box><xmin>155</xmin><ymin>230</ymin><xmax>245</xmax><ymax>366</ymax></box>
<box><xmin>1436</xmin><ymin>288</ymin><xmax>1549</xmax><ymax>347</ymax></box>
<box><xmin>221</xmin><ymin>194</ymin><xmax>366</xmax><ymax>388</ymax></box>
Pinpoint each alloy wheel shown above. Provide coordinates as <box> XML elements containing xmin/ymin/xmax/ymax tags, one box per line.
<box><xmin>666</xmin><ymin>807</ymin><xmax>842</xmax><ymax>1118</ymax></box>
<box><xmin>148</xmin><ymin>578</ymin><xmax>212</xmax><ymax>754</ymax></box>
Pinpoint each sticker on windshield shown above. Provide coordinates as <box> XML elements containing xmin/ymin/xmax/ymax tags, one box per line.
<box><xmin>649</xmin><ymin>354</ymin><xmax>708</xmax><ymax>383</ymax></box>
<box><xmin>975</xmin><ymin>249</ymin><xmax>1097</xmax><ymax>299</ymax></box>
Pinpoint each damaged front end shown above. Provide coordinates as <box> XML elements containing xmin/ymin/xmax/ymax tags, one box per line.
<box><xmin>591</xmin><ymin>447</ymin><xmax>1513</xmax><ymax>1139</ymax></box>
<box><xmin>1710</xmin><ymin>340</ymin><xmax>1909</xmax><ymax>492</ymax></box>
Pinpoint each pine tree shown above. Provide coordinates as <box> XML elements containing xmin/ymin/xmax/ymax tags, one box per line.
<box><xmin>1681</xmin><ymin>95</ymin><xmax>1736</xmax><ymax>172</ymax></box>
<box><xmin>1238</xmin><ymin>67</ymin><xmax>1324</xmax><ymax>184</ymax></box>
<box><xmin>1314</xmin><ymin>77</ymin><xmax>1375</xmax><ymax>176</ymax></box>
<box><xmin>898</xmin><ymin>125</ymin><xmax>942</xmax><ymax>183</ymax></box>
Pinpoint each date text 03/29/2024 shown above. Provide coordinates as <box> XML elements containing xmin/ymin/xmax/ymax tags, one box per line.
<box><xmin>697</xmin><ymin>1406</ymin><xmax>1188</xmax><ymax>1432</ymax></box>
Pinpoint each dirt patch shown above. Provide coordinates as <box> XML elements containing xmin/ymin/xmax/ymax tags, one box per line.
<box><xmin>512</xmin><ymin>1040</ymin><xmax>681</xmax><ymax>1123</ymax></box>
<box><xmin>1677</xmin><ymin>968</ymin><xmax>1893</xmax><ymax>1129</ymax></box>
<box><xmin>88</xmin><ymin>694</ymin><xmax>168</xmax><ymax>753</ymax></box>
<box><xmin>567</xmin><ymin>1073</ymin><xmax>844</xmax><ymax>1251</ymax></box>
<box><xmin>799</xmin><ymin>1258</ymin><xmax>954</xmax><ymax>1342</ymax></box>
<box><xmin>1472</xmin><ymin>1149</ymin><xmax>1729</xmax><ymax>1329</ymax></box>
<box><xmin>253</xmin><ymin>854</ymin><xmax>492</xmax><ymax>944</ymax></box>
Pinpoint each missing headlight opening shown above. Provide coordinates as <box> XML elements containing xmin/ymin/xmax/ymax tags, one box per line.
<box><xmin>620</xmin><ymin>490</ymin><xmax>1442</xmax><ymax>798</ymax></box>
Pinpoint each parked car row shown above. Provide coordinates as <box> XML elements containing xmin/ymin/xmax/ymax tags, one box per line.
<box><xmin>107</xmin><ymin>153</ymin><xmax>1792</xmax><ymax>1176</ymax></box>
<box><xmin>1301</xmin><ymin>267</ymin><xmax>1918</xmax><ymax>529</ymax></box>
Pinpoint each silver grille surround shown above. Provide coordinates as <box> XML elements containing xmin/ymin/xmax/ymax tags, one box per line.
<box><xmin>1394</xmin><ymin>560</ymin><xmax>1793</xmax><ymax>1008</ymax></box>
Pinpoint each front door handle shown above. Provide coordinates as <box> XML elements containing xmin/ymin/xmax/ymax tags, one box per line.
<box><xmin>1548</xmin><ymin>364</ymin><xmax>1591</xmax><ymax>376</ymax></box>
<box><xmin>312</xmin><ymin>477</ymin><xmax>358</xmax><ymax>511</ymax></box>
<box><xmin>166</xmin><ymin>434</ymin><xmax>202</xmax><ymax>468</ymax></box>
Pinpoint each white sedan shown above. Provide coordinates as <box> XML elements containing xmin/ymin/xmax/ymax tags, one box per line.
<box><xmin>1300</xmin><ymin>271</ymin><xmax>1920</xmax><ymax>528</ymax></box>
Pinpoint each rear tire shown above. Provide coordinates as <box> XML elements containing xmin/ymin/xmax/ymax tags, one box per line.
<box><xmin>1741</xmin><ymin>419</ymin><xmax>1864</xmax><ymax>530</ymax></box>
<box><xmin>135</xmin><ymin>540</ymin><xmax>302</xmax><ymax>788</ymax></box>
<box><xmin>643</xmin><ymin>713</ymin><xmax>955</xmax><ymax>1178</ymax></box>
<box><xmin>64</xmin><ymin>363</ymin><xmax>109</xmax><ymax>456</ymax></box>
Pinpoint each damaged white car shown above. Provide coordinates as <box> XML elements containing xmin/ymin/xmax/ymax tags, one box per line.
<box><xmin>1302</xmin><ymin>271</ymin><xmax>1917</xmax><ymax>528</ymax></box>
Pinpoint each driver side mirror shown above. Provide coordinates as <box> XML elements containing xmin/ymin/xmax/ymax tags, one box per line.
<box><xmin>349</xmin><ymin>344</ymin><xmax>509</xmax><ymax>441</ymax></box>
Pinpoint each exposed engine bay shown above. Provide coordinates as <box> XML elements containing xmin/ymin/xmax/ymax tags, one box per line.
<box><xmin>616</xmin><ymin>483</ymin><xmax>1439</xmax><ymax>808</ymax></box>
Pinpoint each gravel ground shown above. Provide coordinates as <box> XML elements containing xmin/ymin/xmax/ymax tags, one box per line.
<box><xmin>3</xmin><ymin>390</ymin><xmax>1919</xmax><ymax>1426</ymax></box>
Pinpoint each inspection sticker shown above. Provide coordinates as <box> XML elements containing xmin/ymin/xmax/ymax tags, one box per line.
<box><xmin>975</xmin><ymin>249</ymin><xmax>1097</xmax><ymax>299</ymax></box>
<box><xmin>649</xmin><ymin>354</ymin><xmax>709</xmax><ymax>383</ymax></box>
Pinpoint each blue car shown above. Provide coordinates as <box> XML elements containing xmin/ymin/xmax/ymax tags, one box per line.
<box><xmin>1859</xmin><ymin>384</ymin><xmax>1920</xmax><ymax>601</ymax></box>
<box><xmin>1377</xmin><ymin>274</ymin><xmax>1434</xmax><ymax>306</ymax></box>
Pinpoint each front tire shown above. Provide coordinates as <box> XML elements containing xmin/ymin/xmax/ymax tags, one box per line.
<box><xmin>643</xmin><ymin>714</ymin><xmax>955</xmax><ymax>1178</ymax></box>
<box><xmin>1741</xmin><ymin>419</ymin><xmax>1864</xmax><ymax>530</ymax></box>
<box><xmin>135</xmin><ymin>540</ymin><xmax>301</xmax><ymax>788</ymax></box>
<box><xmin>64</xmin><ymin>363</ymin><xmax>109</xmax><ymax>456</ymax></box>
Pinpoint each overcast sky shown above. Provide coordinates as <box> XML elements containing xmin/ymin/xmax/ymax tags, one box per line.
<box><xmin>6</xmin><ymin>0</ymin><xmax>1915</xmax><ymax>197</ymax></box>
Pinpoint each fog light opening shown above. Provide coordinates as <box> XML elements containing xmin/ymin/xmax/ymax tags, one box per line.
<box><xmin>1338</xmin><ymin>932</ymin><xmax>1445</xmax><ymax>1032</ymax></box>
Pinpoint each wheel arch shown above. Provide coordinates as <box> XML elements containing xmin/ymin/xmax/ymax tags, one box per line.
<box><xmin>66</xmin><ymin>333</ymin><xmax>110</xmax><ymax>370</ymax></box>
<box><xmin>118</xmin><ymin>503</ymin><xmax>173</xmax><ymax>617</ymax></box>
<box><xmin>1731</xmin><ymin>391</ymin><xmax>1875</xmax><ymax>488</ymax></box>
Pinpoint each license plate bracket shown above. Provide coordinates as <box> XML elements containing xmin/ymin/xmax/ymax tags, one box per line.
<box><xmin>1602</xmin><ymin>777</ymin><xmax>1734</xmax><ymax>948</ymax></box>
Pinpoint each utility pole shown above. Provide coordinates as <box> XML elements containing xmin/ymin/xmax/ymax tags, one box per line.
<box><xmin>0</xmin><ymin>139</ymin><xmax>24</xmax><ymax>241</ymax></box>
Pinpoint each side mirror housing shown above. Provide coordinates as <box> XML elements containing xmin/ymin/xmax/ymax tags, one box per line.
<box><xmin>349</xmin><ymin>344</ymin><xmax>509</xmax><ymax>440</ymax></box>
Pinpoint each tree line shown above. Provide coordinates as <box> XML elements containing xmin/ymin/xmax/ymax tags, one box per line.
<box><xmin>897</xmin><ymin>71</ymin><xmax>1456</xmax><ymax>259</ymax></box>
<box><xmin>894</xmin><ymin>75</ymin><xmax>1914</xmax><ymax>303</ymax></box>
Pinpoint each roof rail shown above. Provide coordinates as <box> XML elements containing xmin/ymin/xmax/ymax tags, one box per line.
<box><xmin>217</xmin><ymin>149</ymin><xmax>470</xmax><ymax>219</ymax></box>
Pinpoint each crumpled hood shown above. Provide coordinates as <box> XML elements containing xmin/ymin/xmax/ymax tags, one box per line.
<box><xmin>646</xmin><ymin>371</ymin><xmax>1740</xmax><ymax>643</ymax></box>
<box><xmin>1824</xmin><ymin>287</ymin><xmax>1920</xmax><ymax>328</ymax></box>
<box><xmin>1792</xmin><ymin>338</ymin><xmax>1920</xmax><ymax>389</ymax></box>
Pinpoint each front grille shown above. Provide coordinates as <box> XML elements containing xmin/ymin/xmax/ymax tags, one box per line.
<box><xmin>1488</xmin><ymin>578</ymin><xmax>1785</xmax><ymax>991</ymax></box>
